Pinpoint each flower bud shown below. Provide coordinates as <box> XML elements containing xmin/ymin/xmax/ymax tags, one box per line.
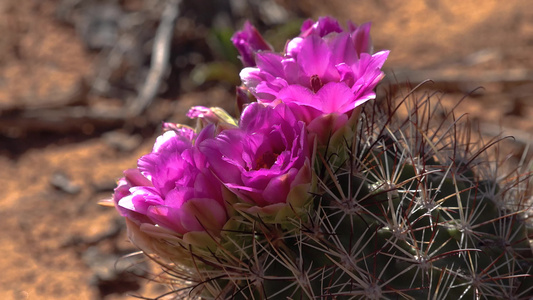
<box><xmin>231</xmin><ymin>21</ymin><xmax>273</xmax><ymax>67</ymax></box>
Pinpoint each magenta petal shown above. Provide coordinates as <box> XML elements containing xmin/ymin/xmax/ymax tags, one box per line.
<box><xmin>138</xmin><ymin>131</ymin><xmax>192</xmax><ymax>182</ymax></box>
<box><xmin>351</xmin><ymin>22</ymin><xmax>372</xmax><ymax>55</ymax></box>
<box><xmin>118</xmin><ymin>188</ymin><xmax>161</xmax><ymax>215</ymax></box>
<box><xmin>352</xmin><ymin>52</ymin><xmax>389</xmax><ymax>90</ymax></box>
<box><xmin>254</xmin><ymin>77</ymin><xmax>288</xmax><ymax>102</ymax></box>
<box><xmin>277</xmin><ymin>85</ymin><xmax>321</xmax><ymax>123</ymax></box>
<box><xmin>300</xmin><ymin>16</ymin><xmax>343</xmax><ymax>38</ymax></box>
<box><xmin>336</xmin><ymin>63</ymin><xmax>355</xmax><ymax>87</ymax></box>
<box><xmin>314</xmin><ymin>82</ymin><xmax>356</xmax><ymax>114</ymax></box>
<box><xmin>240</xmin><ymin>67</ymin><xmax>264</xmax><ymax>92</ymax></box>
<box><xmin>193</xmin><ymin>171</ymin><xmax>222</xmax><ymax>200</ymax></box>
<box><xmin>297</xmin><ymin>35</ymin><xmax>333</xmax><ymax>78</ymax></box>
<box><xmin>281</xmin><ymin>58</ymin><xmax>303</xmax><ymax>85</ymax></box>
<box><xmin>198</xmin><ymin>132</ymin><xmax>246</xmax><ymax>184</ymax></box>
<box><xmin>242</xmin><ymin>170</ymin><xmax>274</xmax><ymax>190</ymax></box>
<box><xmin>307</xmin><ymin>112</ymin><xmax>349</xmax><ymax>143</ymax></box>
<box><xmin>261</xmin><ymin>170</ymin><xmax>295</xmax><ymax>204</ymax></box>
<box><xmin>195</xmin><ymin>123</ymin><xmax>216</xmax><ymax>145</ymax></box>
<box><xmin>179</xmin><ymin>198</ymin><xmax>227</xmax><ymax>232</ymax></box>
<box><xmin>367</xmin><ymin>50</ymin><xmax>390</xmax><ymax>70</ymax></box>
<box><xmin>225</xmin><ymin>183</ymin><xmax>266</xmax><ymax>206</ymax></box>
<box><xmin>117</xmin><ymin>194</ymin><xmax>137</xmax><ymax>211</ymax></box>
<box><xmin>353</xmin><ymin>90</ymin><xmax>376</xmax><ymax>107</ymax></box>
<box><xmin>153</xmin><ymin>130</ymin><xmax>191</xmax><ymax>153</ymax></box>
<box><xmin>314</xmin><ymin>16</ymin><xmax>343</xmax><ymax>36</ymax></box>
<box><xmin>113</xmin><ymin>179</ymin><xmax>131</xmax><ymax>204</ymax></box>
<box><xmin>123</xmin><ymin>168</ymin><xmax>151</xmax><ymax>187</ymax></box>
<box><xmin>147</xmin><ymin>205</ymin><xmax>187</xmax><ymax>234</ymax></box>
<box><xmin>277</xmin><ymin>85</ymin><xmax>315</xmax><ymax>107</ymax></box>
<box><xmin>225</xmin><ymin>183</ymin><xmax>263</xmax><ymax>194</ymax></box>
<box><xmin>163</xmin><ymin>186</ymin><xmax>191</xmax><ymax>208</ymax></box>
<box><xmin>285</xmin><ymin>37</ymin><xmax>304</xmax><ymax>58</ymax></box>
<box><xmin>299</xmin><ymin>19</ymin><xmax>314</xmax><ymax>35</ymax></box>
<box><xmin>239</xmin><ymin>102</ymin><xmax>269</xmax><ymax>131</ymax></box>
<box><xmin>267</xmin><ymin>102</ymin><xmax>300</xmax><ymax>127</ymax></box>
<box><xmin>330</xmin><ymin>33</ymin><xmax>358</xmax><ymax>66</ymax></box>
<box><xmin>255</xmin><ymin>52</ymin><xmax>285</xmax><ymax>78</ymax></box>
<box><xmin>285</xmin><ymin>102</ymin><xmax>321</xmax><ymax>125</ymax></box>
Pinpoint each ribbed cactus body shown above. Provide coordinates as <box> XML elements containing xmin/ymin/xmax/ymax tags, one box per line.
<box><xmin>187</xmin><ymin>92</ymin><xmax>533</xmax><ymax>300</ymax></box>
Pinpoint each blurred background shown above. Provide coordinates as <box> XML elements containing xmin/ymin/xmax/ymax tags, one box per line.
<box><xmin>0</xmin><ymin>0</ymin><xmax>532</xmax><ymax>299</ymax></box>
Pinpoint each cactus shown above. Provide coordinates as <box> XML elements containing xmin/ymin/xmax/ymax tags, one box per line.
<box><xmin>148</xmin><ymin>90</ymin><xmax>531</xmax><ymax>300</ymax></box>
<box><xmin>110</xmin><ymin>17</ymin><xmax>533</xmax><ymax>299</ymax></box>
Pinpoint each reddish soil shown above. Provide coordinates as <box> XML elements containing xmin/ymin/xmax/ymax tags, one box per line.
<box><xmin>0</xmin><ymin>0</ymin><xmax>531</xmax><ymax>299</ymax></box>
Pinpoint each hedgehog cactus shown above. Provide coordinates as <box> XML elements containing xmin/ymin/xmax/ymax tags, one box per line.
<box><xmin>109</xmin><ymin>17</ymin><xmax>533</xmax><ymax>299</ymax></box>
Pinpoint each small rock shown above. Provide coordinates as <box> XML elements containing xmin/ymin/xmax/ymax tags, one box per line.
<box><xmin>102</xmin><ymin>131</ymin><xmax>142</xmax><ymax>152</ymax></box>
<box><xmin>50</xmin><ymin>172</ymin><xmax>81</xmax><ymax>194</ymax></box>
<box><xmin>83</xmin><ymin>246</ymin><xmax>146</xmax><ymax>298</ymax></box>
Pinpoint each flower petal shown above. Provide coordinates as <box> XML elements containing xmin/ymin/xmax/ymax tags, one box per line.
<box><xmin>179</xmin><ymin>198</ymin><xmax>227</xmax><ymax>232</ymax></box>
<box><xmin>314</xmin><ymin>81</ymin><xmax>356</xmax><ymax>114</ymax></box>
<box><xmin>297</xmin><ymin>35</ymin><xmax>333</xmax><ymax>79</ymax></box>
<box><xmin>329</xmin><ymin>32</ymin><xmax>358</xmax><ymax>66</ymax></box>
<box><xmin>351</xmin><ymin>22</ymin><xmax>372</xmax><ymax>55</ymax></box>
<box><xmin>261</xmin><ymin>170</ymin><xmax>296</xmax><ymax>204</ymax></box>
<box><xmin>146</xmin><ymin>205</ymin><xmax>188</xmax><ymax>234</ymax></box>
<box><xmin>255</xmin><ymin>52</ymin><xmax>285</xmax><ymax>78</ymax></box>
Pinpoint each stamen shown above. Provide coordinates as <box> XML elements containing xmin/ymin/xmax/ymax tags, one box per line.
<box><xmin>254</xmin><ymin>151</ymin><xmax>279</xmax><ymax>170</ymax></box>
<box><xmin>310</xmin><ymin>74</ymin><xmax>323</xmax><ymax>93</ymax></box>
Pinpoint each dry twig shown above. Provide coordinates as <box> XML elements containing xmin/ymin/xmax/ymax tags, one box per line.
<box><xmin>127</xmin><ymin>0</ymin><xmax>181</xmax><ymax>116</ymax></box>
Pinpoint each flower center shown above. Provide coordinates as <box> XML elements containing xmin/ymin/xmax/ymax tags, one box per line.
<box><xmin>310</xmin><ymin>74</ymin><xmax>323</xmax><ymax>93</ymax></box>
<box><xmin>254</xmin><ymin>151</ymin><xmax>279</xmax><ymax>170</ymax></box>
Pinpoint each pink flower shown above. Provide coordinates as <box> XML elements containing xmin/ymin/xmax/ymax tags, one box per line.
<box><xmin>113</xmin><ymin>130</ymin><xmax>228</xmax><ymax>236</ymax></box>
<box><xmin>238</xmin><ymin>16</ymin><xmax>389</xmax><ymax>142</ymax></box>
<box><xmin>197</xmin><ymin>102</ymin><xmax>311</xmax><ymax>208</ymax></box>
<box><xmin>231</xmin><ymin>21</ymin><xmax>273</xmax><ymax>67</ymax></box>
